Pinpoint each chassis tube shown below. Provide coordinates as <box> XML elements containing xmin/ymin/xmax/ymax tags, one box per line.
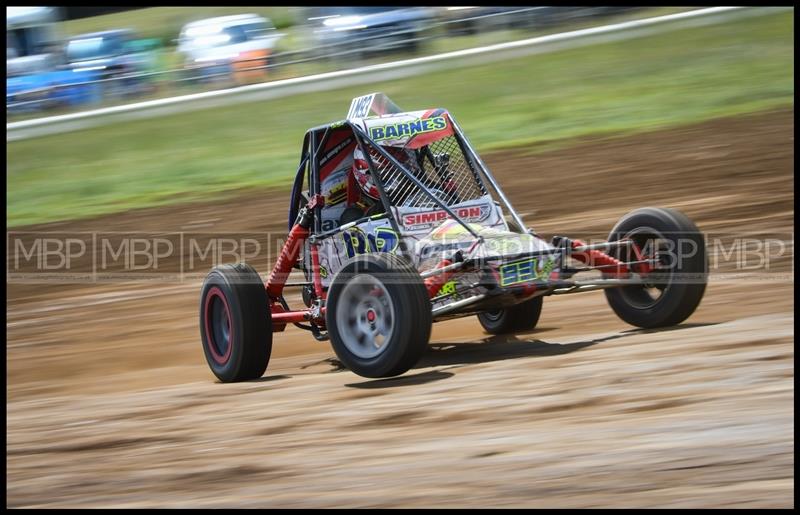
<box><xmin>551</xmin><ymin>278</ymin><xmax>647</xmax><ymax>295</ymax></box>
<box><xmin>266</xmin><ymin>222</ymin><xmax>309</xmax><ymax>299</ymax></box>
<box><xmin>431</xmin><ymin>293</ymin><xmax>487</xmax><ymax>318</ymax></box>
<box><xmin>272</xmin><ymin>310</ymin><xmax>318</xmax><ymax>323</ymax></box>
<box><xmin>423</xmin><ymin>259</ymin><xmax>454</xmax><ymax>297</ymax></box>
<box><xmin>569</xmin><ymin>238</ymin><xmax>629</xmax><ymax>277</ymax></box>
<box><xmin>267</xmin><ymin>196</ymin><xmax>322</xmax><ymax>299</ymax></box>
<box><xmin>571</xmin><ymin>239</ymin><xmax>632</xmax><ymax>252</ymax></box>
<box><xmin>310</xmin><ymin>243</ymin><xmax>325</xmax><ymax>299</ymax></box>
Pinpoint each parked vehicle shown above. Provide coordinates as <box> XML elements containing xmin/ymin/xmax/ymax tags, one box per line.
<box><xmin>198</xmin><ymin>93</ymin><xmax>708</xmax><ymax>382</ymax></box>
<box><xmin>7</xmin><ymin>6</ymin><xmax>101</xmax><ymax>113</ymax></box>
<box><xmin>308</xmin><ymin>7</ymin><xmax>434</xmax><ymax>59</ymax></box>
<box><xmin>66</xmin><ymin>29</ymin><xmax>151</xmax><ymax>98</ymax></box>
<box><xmin>177</xmin><ymin>14</ymin><xmax>284</xmax><ymax>84</ymax></box>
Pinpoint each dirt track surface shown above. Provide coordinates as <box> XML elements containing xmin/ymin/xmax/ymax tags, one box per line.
<box><xmin>7</xmin><ymin>109</ymin><xmax>794</xmax><ymax>508</ymax></box>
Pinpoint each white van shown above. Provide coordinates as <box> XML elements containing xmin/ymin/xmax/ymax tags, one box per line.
<box><xmin>177</xmin><ymin>14</ymin><xmax>283</xmax><ymax>66</ymax></box>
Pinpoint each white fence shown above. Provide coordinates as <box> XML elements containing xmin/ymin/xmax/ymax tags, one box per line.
<box><xmin>6</xmin><ymin>6</ymin><xmax>788</xmax><ymax>142</ymax></box>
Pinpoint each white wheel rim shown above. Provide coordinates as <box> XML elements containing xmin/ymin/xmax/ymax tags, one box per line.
<box><xmin>335</xmin><ymin>274</ymin><xmax>396</xmax><ymax>359</ymax></box>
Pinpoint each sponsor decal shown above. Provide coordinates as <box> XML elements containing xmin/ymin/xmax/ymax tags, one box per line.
<box><xmin>403</xmin><ymin>204</ymin><xmax>490</xmax><ymax>230</ymax></box>
<box><xmin>341</xmin><ymin>226</ymin><xmax>400</xmax><ymax>258</ymax></box>
<box><xmin>321</xmin><ymin>219</ymin><xmax>340</xmax><ymax>232</ymax></box>
<box><xmin>499</xmin><ymin>257</ymin><xmax>555</xmax><ymax>287</ymax></box>
<box><xmin>436</xmin><ymin>280</ymin><xmax>457</xmax><ymax>297</ymax></box>
<box><xmin>324</xmin><ymin>173</ymin><xmax>349</xmax><ymax>207</ymax></box>
<box><xmin>319</xmin><ymin>135</ymin><xmax>354</xmax><ymax>169</ymax></box>
<box><xmin>369</xmin><ymin>116</ymin><xmax>447</xmax><ymax>142</ymax></box>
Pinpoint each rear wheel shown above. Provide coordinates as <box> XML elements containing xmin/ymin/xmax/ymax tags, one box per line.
<box><xmin>477</xmin><ymin>295</ymin><xmax>543</xmax><ymax>334</ymax></box>
<box><xmin>200</xmin><ymin>263</ymin><xmax>272</xmax><ymax>382</ymax></box>
<box><xmin>605</xmin><ymin>207</ymin><xmax>707</xmax><ymax>328</ymax></box>
<box><xmin>326</xmin><ymin>253</ymin><xmax>432</xmax><ymax>378</ymax></box>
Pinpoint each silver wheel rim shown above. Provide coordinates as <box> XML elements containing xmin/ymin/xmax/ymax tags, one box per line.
<box><xmin>335</xmin><ymin>274</ymin><xmax>396</xmax><ymax>359</ymax></box>
<box><xmin>620</xmin><ymin>227</ymin><xmax>672</xmax><ymax>309</ymax></box>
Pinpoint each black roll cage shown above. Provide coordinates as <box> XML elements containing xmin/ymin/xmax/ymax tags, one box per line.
<box><xmin>287</xmin><ymin>116</ymin><xmax>531</xmax><ymax>253</ymax></box>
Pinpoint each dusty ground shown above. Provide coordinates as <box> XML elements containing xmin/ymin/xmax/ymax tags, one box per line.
<box><xmin>6</xmin><ymin>109</ymin><xmax>794</xmax><ymax>508</ymax></box>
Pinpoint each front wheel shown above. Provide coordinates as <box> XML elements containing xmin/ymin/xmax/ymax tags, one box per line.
<box><xmin>604</xmin><ymin>207</ymin><xmax>707</xmax><ymax>328</ymax></box>
<box><xmin>200</xmin><ymin>263</ymin><xmax>272</xmax><ymax>382</ymax></box>
<box><xmin>326</xmin><ymin>253</ymin><xmax>432</xmax><ymax>378</ymax></box>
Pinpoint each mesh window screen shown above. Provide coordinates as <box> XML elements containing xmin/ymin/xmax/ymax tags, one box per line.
<box><xmin>362</xmin><ymin>135</ymin><xmax>488</xmax><ymax>209</ymax></box>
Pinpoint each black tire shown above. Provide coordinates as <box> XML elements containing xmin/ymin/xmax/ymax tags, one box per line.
<box><xmin>199</xmin><ymin>263</ymin><xmax>272</xmax><ymax>382</ymax></box>
<box><xmin>477</xmin><ymin>295</ymin><xmax>543</xmax><ymax>334</ymax></box>
<box><xmin>604</xmin><ymin>207</ymin><xmax>707</xmax><ymax>328</ymax></box>
<box><xmin>326</xmin><ymin>253</ymin><xmax>432</xmax><ymax>378</ymax></box>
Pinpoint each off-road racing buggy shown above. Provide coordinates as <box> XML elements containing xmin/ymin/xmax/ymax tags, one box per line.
<box><xmin>200</xmin><ymin>93</ymin><xmax>707</xmax><ymax>381</ymax></box>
